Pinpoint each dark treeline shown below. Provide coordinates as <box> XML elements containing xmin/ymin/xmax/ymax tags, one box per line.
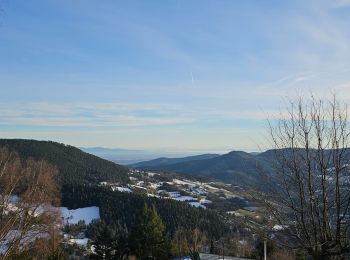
<box><xmin>62</xmin><ymin>184</ymin><xmax>231</xmax><ymax>238</ymax></box>
<box><xmin>0</xmin><ymin>139</ymin><xmax>129</xmax><ymax>185</ymax></box>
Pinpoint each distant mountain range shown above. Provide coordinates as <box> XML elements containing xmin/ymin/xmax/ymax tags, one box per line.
<box><xmin>81</xmin><ymin>147</ymin><xmax>154</xmax><ymax>164</ymax></box>
<box><xmin>130</xmin><ymin>154</ymin><xmax>220</xmax><ymax>168</ymax></box>
<box><xmin>7</xmin><ymin>139</ymin><xmax>349</xmax><ymax>190</ymax></box>
<box><xmin>131</xmin><ymin>148</ymin><xmax>350</xmax><ymax>188</ymax></box>
<box><xmin>0</xmin><ymin>139</ymin><xmax>271</xmax><ymax>188</ymax></box>
<box><xmin>0</xmin><ymin>139</ymin><xmax>270</xmax><ymax>188</ymax></box>
<box><xmin>81</xmin><ymin>147</ymin><xmax>208</xmax><ymax>165</ymax></box>
<box><xmin>131</xmin><ymin>151</ymin><xmax>275</xmax><ymax>187</ymax></box>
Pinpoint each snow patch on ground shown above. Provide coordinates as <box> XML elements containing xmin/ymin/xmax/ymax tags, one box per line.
<box><xmin>111</xmin><ymin>186</ymin><xmax>133</xmax><ymax>193</ymax></box>
<box><xmin>130</xmin><ymin>185</ymin><xmax>147</xmax><ymax>190</ymax></box>
<box><xmin>172</xmin><ymin>179</ymin><xmax>190</xmax><ymax>185</ymax></box>
<box><xmin>61</xmin><ymin>206</ymin><xmax>100</xmax><ymax>224</ymax></box>
<box><xmin>204</xmin><ymin>184</ymin><xmax>219</xmax><ymax>190</ymax></box>
<box><xmin>200</xmin><ymin>198</ymin><xmax>212</xmax><ymax>204</ymax></box>
<box><xmin>149</xmin><ymin>183</ymin><xmax>161</xmax><ymax>189</ymax></box>
<box><xmin>189</xmin><ymin>202</ymin><xmax>206</xmax><ymax>209</ymax></box>
<box><xmin>147</xmin><ymin>193</ymin><xmax>160</xmax><ymax>198</ymax></box>
<box><xmin>172</xmin><ymin>179</ymin><xmax>196</xmax><ymax>187</ymax></box>
<box><xmin>167</xmin><ymin>191</ymin><xmax>181</xmax><ymax>198</ymax></box>
<box><xmin>226</xmin><ymin>194</ymin><xmax>245</xmax><ymax>200</ymax></box>
<box><xmin>191</xmin><ymin>188</ymin><xmax>207</xmax><ymax>195</ymax></box>
<box><xmin>68</xmin><ymin>238</ymin><xmax>89</xmax><ymax>246</ymax></box>
<box><xmin>272</xmin><ymin>225</ymin><xmax>284</xmax><ymax>231</ymax></box>
<box><xmin>174</xmin><ymin>196</ymin><xmax>196</xmax><ymax>202</ymax></box>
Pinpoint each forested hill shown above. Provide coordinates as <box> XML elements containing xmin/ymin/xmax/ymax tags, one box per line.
<box><xmin>0</xmin><ymin>139</ymin><xmax>129</xmax><ymax>185</ymax></box>
<box><xmin>63</xmin><ymin>184</ymin><xmax>230</xmax><ymax>238</ymax></box>
<box><xmin>133</xmin><ymin>150</ymin><xmax>273</xmax><ymax>187</ymax></box>
<box><xmin>0</xmin><ymin>139</ymin><xmax>232</xmax><ymax>238</ymax></box>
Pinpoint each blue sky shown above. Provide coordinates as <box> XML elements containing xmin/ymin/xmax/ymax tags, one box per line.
<box><xmin>1</xmin><ymin>0</ymin><xmax>350</xmax><ymax>152</ymax></box>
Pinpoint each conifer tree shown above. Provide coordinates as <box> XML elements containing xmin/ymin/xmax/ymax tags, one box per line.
<box><xmin>90</xmin><ymin>224</ymin><xmax>116</xmax><ymax>260</ymax></box>
<box><xmin>129</xmin><ymin>204</ymin><xmax>170</xmax><ymax>259</ymax></box>
<box><xmin>89</xmin><ymin>221</ymin><xmax>128</xmax><ymax>260</ymax></box>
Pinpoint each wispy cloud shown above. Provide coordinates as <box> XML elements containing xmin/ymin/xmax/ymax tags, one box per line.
<box><xmin>330</xmin><ymin>0</ymin><xmax>350</xmax><ymax>8</ymax></box>
<box><xmin>0</xmin><ymin>102</ymin><xmax>194</xmax><ymax>127</ymax></box>
<box><xmin>0</xmin><ymin>101</ymin><xmax>277</xmax><ymax>129</ymax></box>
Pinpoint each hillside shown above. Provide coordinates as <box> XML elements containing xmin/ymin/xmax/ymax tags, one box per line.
<box><xmin>63</xmin><ymin>183</ymin><xmax>230</xmax><ymax>238</ymax></box>
<box><xmin>133</xmin><ymin>148</ymin><xmax>350</xmax><ymax>188</ymax></box>
<box><xmin>0</xmin><ymin>139</ymin><xmax>235</xmax><ymax>237</ymax></box>
<box><xmin>133</xmin><ymin>151</ymin><xmax>272</xmax><ymax>187</ymax></box>
<box><xmin>0</xmin><ymin>139</ymin><xmax>129</xmax><ymax>185</ymax></box>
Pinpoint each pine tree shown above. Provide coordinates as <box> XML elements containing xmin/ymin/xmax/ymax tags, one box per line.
<box><xmin>129</xmin><ymin>204</ymin><xmax>170</xmax><ymax>259</ymax></box>
<box><xmin>90</xmin><ymin>224</ymin><xmax>116</xmax><ymax>260</ymax></box>
<box><xmin>89</xmin><ymin>221</ymin><xmax>128</xmax><ymax>260</ymax></box>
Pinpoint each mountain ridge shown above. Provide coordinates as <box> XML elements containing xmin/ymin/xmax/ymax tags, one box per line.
<box><xmin>132</xmin><ymin>150</ymin><xmax>272</xmax><ymax>187</ymax></box>
<box><xmin>130</xmin><ymin>153</ymin><xmax>220</xmax><ymax>168</ymax></box>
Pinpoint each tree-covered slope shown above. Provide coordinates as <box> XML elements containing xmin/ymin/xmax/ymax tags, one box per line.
<box><xmin>134</xmin><ymin>151</ymin><xmax>272</xmax><ymax>187</ymax></box>
<box><xmin>0</xmin><ymin>139</ymin><xmax>235</xmax><ymax>240</ymax></box>
<box><xmin>62</xmin><ymin>184</ymin><xmax>231</xmax><ymax>238</ymax></box>
<box><xmin>0</xmin><ymin>139</ymin><xmax>129</xmax><ymax>185</ymax></box>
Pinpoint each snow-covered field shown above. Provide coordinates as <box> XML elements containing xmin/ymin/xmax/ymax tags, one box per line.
<box><xmin>199</xmin><ymin>198</ymin><xmax>212</xmax><ymax>204</ymax></box>
<box><xmin>111</xmin><ymin>186</ymin><xmax>133</xmax><ymax>193</ymax></box>
<box><xmin>61</xmin><ymin>206</ymin><xmax>100</xmax><ymax>224</ymax></box>
<box><xmin>174</xmin><ymin>196</ymin><xmax>196</xmax><ymax>202</ymax></box>
<box><xmin>189</xmin><ymin>202</ymin><xmax>206</xmax><ymax>209</ymax></box>
<box><xmin>172</xmin><ymin>179</ymin><xmax>196</xmax><ymax>188</ymax></box>
<box><xmin>125</xmin><ymin>169</ymin><xmax>255</xmax><ymax>212</ymax></box>
<box><xmin>204</xmin><ymin>184</ymin><xmax>219</xmax><ymax>190</ymax></box>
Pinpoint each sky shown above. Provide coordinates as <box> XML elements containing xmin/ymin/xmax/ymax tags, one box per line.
<box><xmin>1</xmin><ymin>0</ymin><xmax>350</xmax><ymax>152</ymax></box>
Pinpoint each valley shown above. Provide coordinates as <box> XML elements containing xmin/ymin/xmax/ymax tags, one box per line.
<box><xmin>1</xmin><ymin>139</ymin><xmax>349</xmax><ymax>259</ymax></box>
<box><xmin>0</xmin><ymin>139</ymin><xmax>269</xmax><ymax>259</ymax></box>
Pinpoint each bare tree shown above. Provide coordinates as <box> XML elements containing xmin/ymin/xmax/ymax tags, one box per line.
<box><xmin>259</xmin><ymin>95</ymin><xmax>350</xmax><ymax>259</ymax></box>
<box><xmin>171</xmin><ymin>228</ymin><xmax>207</xmax><ymax>257</ymax></box>
<box><xmin>0</xmin><ymin>147</ymin><xmax>62</xmax><ymax>259</ymax></box>
<box><xmin>171</xmin><ymin>228</ymin><xmax>190</xmax><ymax>256</ymax></box>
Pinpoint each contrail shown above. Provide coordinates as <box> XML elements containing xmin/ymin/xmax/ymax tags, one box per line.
<box><xmin>190</xmin><ymin>70</ymin><xmax>196</xmax><ymax>88</ymax></box>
